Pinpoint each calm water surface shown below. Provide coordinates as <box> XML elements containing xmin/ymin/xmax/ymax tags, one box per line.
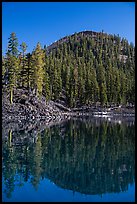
<box><xmin>2</xmin><ymin>117</ymin><xmax>135</xmax><ymax>202</ymax></box>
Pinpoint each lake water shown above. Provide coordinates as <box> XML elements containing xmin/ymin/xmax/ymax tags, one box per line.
<box><xmin>2</xmin><ymin>117</ymin><xmax>135</xmax><ymax>202</ymax></box>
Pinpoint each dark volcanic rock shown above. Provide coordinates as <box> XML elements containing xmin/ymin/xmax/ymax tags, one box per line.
<box><xmin>2</xmin><ymin>88</ymin><xmax>135</xmax><ymax>123</ymax></box>
<box><xmin>2</xmin><ymin>88</ymin><xmax>68</xmax><ymax>122</ymax></box>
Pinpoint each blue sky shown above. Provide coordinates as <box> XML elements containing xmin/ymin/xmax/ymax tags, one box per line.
<box><xmin>2</xmin><ymin>2</ymin><xmax>135</xmax><ymax>54</ymax></box>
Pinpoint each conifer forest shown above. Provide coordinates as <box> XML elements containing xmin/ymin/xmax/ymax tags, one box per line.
<box><xmin>2</xmin><ymin>31</ymin><xmax>135</xmax><ymax>108</ymax></box>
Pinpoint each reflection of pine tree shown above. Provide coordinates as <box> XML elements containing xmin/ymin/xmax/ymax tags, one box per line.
<box><xmin>2</xmin><ymin>120</ymin><xmax>135</xmax><ymax>198</ymax></box>
<box><xmin>4</xmin><ymin>177</ymin><xmax>15</xmax><ymax>199</ymax></box>
<box><xmin>2</xmin><ymin>134</ymin><xmax>16</xmax><ymax>199</ymax></box>
<box><xmin>31</xmin><ymin>132</ymin><xmax>42</xmax><ymax>190</ymax></box>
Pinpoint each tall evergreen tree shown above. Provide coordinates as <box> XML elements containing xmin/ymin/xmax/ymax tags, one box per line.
<box><xmin>31</xmin><ymin>43</ymin><xmax>44</xmax><ymax>98</ymax></box>
<box><xmin>19</xmin><ymin>42</ymin><xmax>28</xmax><ymax>87</ymax></box>
<box><xmin>6</xmin><ymin>32</ymin><xmax>19</xmax><ymax>104</ymax></box>
<box><xmin>97</xmin><ymin>63</ymin><xmax>107</xmax><ymax>105</ymax></box>
<box><xmin>2</xmin><ymin>56</ymin><xmax>6</xmax><ymax>86</ymax></box>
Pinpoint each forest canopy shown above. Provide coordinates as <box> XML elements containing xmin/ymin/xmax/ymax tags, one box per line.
<box><xmin>2</xmin><ymin>31</ymin><xmax>135</xmax><ymax>107</ymax></box>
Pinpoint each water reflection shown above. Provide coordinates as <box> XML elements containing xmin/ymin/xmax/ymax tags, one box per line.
<box><xmin>2</xmin><ymin>117</ymin><xmax>135</xmax><ymax>200</ymax></box>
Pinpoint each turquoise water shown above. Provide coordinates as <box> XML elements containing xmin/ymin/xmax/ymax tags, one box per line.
<box><xmin>2</xmin><ymin>117</ymin><xmax>135</xmax><ymax>202</ymax></box>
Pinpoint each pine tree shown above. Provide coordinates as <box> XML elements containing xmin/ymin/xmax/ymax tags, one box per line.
<box><xmin>97</xmin><ymin>63</ymin><xmax>107</xmax><ymax>106</ymax></box>
<box><xmin>19</xmin><ymin>42</ymin><xmax>28</xmax><ymax>87</ymax></box>
<box><xmin>2</xmin><ymin>56</ymin><xmax>6</xmax><ymax>86</ymax></box>
<box><xmin>72</xmin><ymin>65</ymin><xmax>78</xmax><ymax>107</ymax></box>
<box><xmin>6</xmin><ymin>32</ymin><xmax>19</xmax><ymax>104</ymax></box>
<box><xmin>106</xmin><ymin>60</ymin><xmax>113</xmax><ymax>103</ymax></box>
<box><xmin>119</xmin><ymin>71</ymin><xmax>126</xmax><ymax>104</ymax></box>
<box><xmin>7</xmin><ymin>32</ymin><xmax>18</xmax><ymax>56</ymax></box>
<box><xmin>52</xmin><ymin>59</ymin><xmax>62</xmax><ymax>100</ymax></box>
<box><xmin>44</xmin><ymin>71</ymin><xmax>51</xmax><ymax>101</ymax></box>
<box><xmin>26</xmin><ymin>53</ymin><xmax>34</xmax><ymax>92</ymax></box>
<box><xmin>77</xmin><ymin>61</ymin><xmax>85</xmax><ymax>105</ymax></box>
<box><xmin>31</xmin><ymin>43</ymin><xmax>44</xmax><ymax>98</ymax></box>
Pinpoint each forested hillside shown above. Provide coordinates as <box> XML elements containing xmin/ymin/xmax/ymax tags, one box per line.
<box><xmin>2</xmin><ymin>31</ymin><xmax>135</xmax><ymax>108</ymax></box>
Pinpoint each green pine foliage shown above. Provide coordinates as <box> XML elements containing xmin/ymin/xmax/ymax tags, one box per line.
<box><xmin>2</xmin><ymin>56</ymin><xmax>6</xmax><ymax>84</ymax></box>
<box><xmin>31</xmin><ymin>42</ymin><xmax>45</xmax><ymax>98</ymax></box>
<box><xmin>3</xmin><ymin>31</ymin><xmax>135</xmax><ymax>107</ymax></box>
<box><xmin>6</xmin><ymin>32</ymin><xmax>19</xmax><ymax>104</ymax></box>
<box><xmin>19</xmin><ymin>42</ymin><xmax>28</xmax><ymax>87</ymax></box>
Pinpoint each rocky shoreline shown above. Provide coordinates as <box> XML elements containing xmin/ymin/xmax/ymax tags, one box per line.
<box><xmin>2</xmin><ymin>88</ymin><xmax>135</xmax><ymax>143</ymax></box>
<box><xmin>2</xmin><ymin>88</ymin><xmax>135</xmax><ymax>123</ymax></box>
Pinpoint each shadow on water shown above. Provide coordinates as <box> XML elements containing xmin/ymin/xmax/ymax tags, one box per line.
<box><xmin>2</xmin><ymin>116</ymin><xmax>135</xmax><ymax>199</ymax></box>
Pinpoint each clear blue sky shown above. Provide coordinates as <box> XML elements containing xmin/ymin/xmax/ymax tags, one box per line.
<box><xmin>2</xmin><ymin>2</ymin><xmax>135</xmax><ymax>54</ymax></box>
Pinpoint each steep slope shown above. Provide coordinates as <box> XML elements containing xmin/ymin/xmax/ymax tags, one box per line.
<box><xmin>47</xmin><ymin>31</ymin><xmax>100</xmax><ymax>53</ymax></box>
<box><xmin>2</xmin><ymin>30</ymin><xmax>135</xmax><ymax>110</ymax></box>
<box><xmin>44</xmin><ymin>30</ymin><xmax>135</xmax><ymax>107</ymax></box>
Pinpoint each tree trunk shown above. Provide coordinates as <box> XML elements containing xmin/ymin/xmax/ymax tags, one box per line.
<box><xmin>10</xmin><ymin>89</ymin><xmax>13</xmax><ymax>104</ymax></box>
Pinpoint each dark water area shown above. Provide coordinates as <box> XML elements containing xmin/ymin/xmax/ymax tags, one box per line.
<box><xmin>2</xmin><ymin>117</ymin><xmax>135</xmax><ymax>202</ymax></box>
